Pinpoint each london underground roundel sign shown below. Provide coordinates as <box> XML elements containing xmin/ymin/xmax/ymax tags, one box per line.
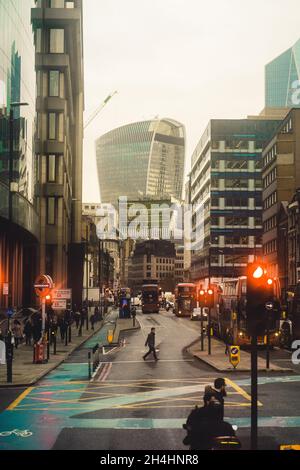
<box><xmin>34</xmin><ymin>274</ymin><xmax>54</xmax><ymax>298</ymax></box>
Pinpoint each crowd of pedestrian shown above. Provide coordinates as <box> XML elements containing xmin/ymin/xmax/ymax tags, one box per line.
<box><xmin>3</xmin><ymin>303</ymin><xmax>104</xmax><ymax>352</ymax></box>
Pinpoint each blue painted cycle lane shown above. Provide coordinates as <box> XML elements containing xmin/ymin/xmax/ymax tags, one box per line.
<box><xmin>0</xmin><ymin>312</ymin><xmax>118</xmax><ymax>450</ymax></box>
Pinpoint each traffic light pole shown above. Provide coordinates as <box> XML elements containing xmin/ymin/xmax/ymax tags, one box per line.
<box><xmin>200</xmin><ymin>313</ymin><xmax>204</xmax><ymax>352</ymax></box>
<box><xmin>251</xmin><ymin>333</ymin><xmax>258</xmax><ymax>450</ymax></box>
<box><xmin>266</xmin><ymin>312</ymin><xmax>270</xmax><ymax>370</ymax></box>
<box><xmin>208</xmin><ymin>307</ymin><xmax>212</xmax><ymax>355</ymax></box>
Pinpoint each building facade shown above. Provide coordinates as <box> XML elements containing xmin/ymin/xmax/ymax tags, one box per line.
<box><xmin>96</xmin><ymin>119</ymin><xmax>185</xmax><ymax>205</ymax></box>
<box><xmin>31</xmin><ymin>0</ymin><xmax>84</xmax><ymax>306</ymax></box>
<box><xmin>262</xmin><ymin>109</ymin><xmax>300</xmax><ymax>292</ymax></box>
<box><xmin>0</xmin><ymin>0</ymin><xmax>39</xmax><ymax>311</ymax></box>
<box><xmin>189</xmin><ymin>118</ymin><xmax>282</xmax><ymax>285</ymax></box>
<box><xmin>128</xmin><ymin>240</ymin><xmax>176</xmax><ymax>293</ymax></box>
<box><xmin>82</xmin><ymin>203</ymin><xmax>121</xmax><ymax>295</ymax></box>
<box><xmin>265</xmin><ymin>38</ymin><xmax>300</xmax><ymax>109</ymax></box>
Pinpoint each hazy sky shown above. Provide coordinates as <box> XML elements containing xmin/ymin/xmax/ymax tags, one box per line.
<box><xmin>83</xmin><ymin>0</ymin><xmax>300</xmax><ymax>202</ymax></box>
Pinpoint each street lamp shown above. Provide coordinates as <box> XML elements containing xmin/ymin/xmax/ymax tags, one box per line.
<box><xmin>6</xmin><ymin>102</ymin><xmax>28</xmax><ymax>383</ymax></box>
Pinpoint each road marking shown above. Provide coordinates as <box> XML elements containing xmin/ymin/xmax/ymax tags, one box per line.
<box><xmin>6</xmin><ymin>387</ymin><xmax>35</xmax><ymax>411</ymax></box>
<box><xmin>225</xmin><ymin>377</ymin><xmax>263</xmax><ymax>407</ymax></box>
<box><xmin>99</xmin><ymin>362</ymin><xmax>112</xmax><ymax>382</ymax></box>
<box><xmin>108</xmin><ymin>359</ymin><xmax>194</xmax><ymax>364</ymax></box>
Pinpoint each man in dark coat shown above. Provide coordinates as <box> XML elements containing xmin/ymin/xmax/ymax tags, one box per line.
<box><xmin>184</xmin><ymin>392</ymin><xmax>235</xmax><ymax>450</ymax></box>
<box><xmin>143</xmin><ymin>327</ymin><xmax>158</xmax><ymax>361</ymax></box>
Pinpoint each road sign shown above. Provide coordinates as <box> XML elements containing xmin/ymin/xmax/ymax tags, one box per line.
<box><xmin>52</xmin><ymin>300</ymin><xmax>67</xmax><ymax>311</ymax></box>
<box><xmin>34</xmin><ymin>274</ymin><xmax>54</xmax><ymax>298</ymax></box>
<box><xmin>3</xmin><ymin>283</ymin><xmax>8</xmax><ymax>296</ymax></box>
<box><xmin>7</xmin><ymin>309</ymin><xmax>14</xmax><ymax>318</ymax></box>
<box><xmin>229</xmin><ymin>345</ymin><xmax>240</xmax><ymax>369</ymax></box>
<box><xmin>52</xmin><ymin>289</ymin><xmax>72</xmax><ymax>300</ymax></box>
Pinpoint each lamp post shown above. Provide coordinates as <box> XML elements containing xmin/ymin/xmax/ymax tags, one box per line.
<box><xmin>6</xmin><ymin>102</ymin><xmax>28</xmax><ymax>383</ymax></box>
<box><xmin>85</xmin><ymin>223</ymin><xmax>89</xmax><ymax>330</ymax></box>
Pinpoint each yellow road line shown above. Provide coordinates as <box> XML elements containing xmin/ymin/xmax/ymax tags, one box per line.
<box><xmin>7</xmin><ymin>387</ymin><xmax>35</xmax><ymax>410</ymax></box>
<box><xmin>225</xmin><ymin>377</ymin><xmax>263</xmax><ymax>407</ymax></box>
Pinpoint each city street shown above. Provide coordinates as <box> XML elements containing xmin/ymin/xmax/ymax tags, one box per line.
<box><xmin>0</xmin><ymin>309</ymin><xmax>299</xmax><ymax>451</ymax></box>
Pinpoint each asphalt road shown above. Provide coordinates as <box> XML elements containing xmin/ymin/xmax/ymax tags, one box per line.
<box><xmin>0</xmin><ymin>308</ymin><xmax>300</xmax><ymax>451</ymax></box>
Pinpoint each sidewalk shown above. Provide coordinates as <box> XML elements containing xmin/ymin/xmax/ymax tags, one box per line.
<box><xmin>188</xmin><ymin>337</ymin><xmax>293</xmax><ymax>372</ymax></box>
<box><xmin>0</xmin><ymin>318</ymin><xmax>105</xmax><ymax>388</ymax></box>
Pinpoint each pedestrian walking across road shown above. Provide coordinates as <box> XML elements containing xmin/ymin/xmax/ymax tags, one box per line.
<box><xmin>143</xmin><ymin>327</ymin><xmax>158</xmax><ymax>361</ymax></box>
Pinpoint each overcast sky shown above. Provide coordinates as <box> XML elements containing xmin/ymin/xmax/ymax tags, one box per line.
<box><xmin>83</xmin><ymin>0</ymin><xmax>300</xmax><ymax>202</ymax></box>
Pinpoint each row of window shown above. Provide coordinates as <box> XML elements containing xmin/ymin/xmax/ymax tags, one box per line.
<box><xmin>210</xmin><ymin>217</ymin><xmax>261</xmax><ymax>227</ymax></box>
<box><xmin>211</xmin><ymin>160</ymin><xmax>262</xmax><ymax>170</ymax></box>
<box><xmin>263</xmin><ymin>191</ymin><xmax>277</xmax><ymax>210</ymax></box>
<box><xmin>156</xmin><ymin>258</ymin><xmax>174</xmax><ymax>264</ymax></box>
<box><xmin>211</xmin><ymin>178</ymin><xmax>262</xmax><ymax>189</ymax></box>
<box><xmin>263</xmin><ymin>167</ymin><xmax>277</xmax><ymax>189</ymax></box>
<box><xmin>263</xmin><ymin>215</ymin><xmax>277</xmax><ymax>233</ymax></box>
<box><xmin>263</xmin><ymin>239</ymin><xmax>277</xmax><ymax>255</ymax></box>
<box><xmin>210</xmin><ymin>196</ymin><xmax>262</xmax><ymax>208</ymax></box>
<box><xmin>36</xmin><ymin>28</ymin><xmax>65</xmax><ymax>54</ymax></box>
<box><xmin>280</xmin><ymin>118</ymin><xmax>293</xmax><ymax>135</ymax></box>
<box><xmin>263</xmin><ymin>144</ymin><xmax>277</xmax><ymax>168</ymax></box>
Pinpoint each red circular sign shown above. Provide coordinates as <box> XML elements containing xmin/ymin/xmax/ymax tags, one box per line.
<box><xmin>34</xmin><ymin>274</ymin><xmax>54</xmax><ymax>298</ymax></box>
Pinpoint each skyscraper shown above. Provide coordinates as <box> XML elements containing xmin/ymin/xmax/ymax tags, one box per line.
<box><xmin>31</xmin><ymin>0</ymin><xmax>84</xmax><ymax>306</ymax></box>
<box><xmin>96</xmin><ymin>118</ymin><xmax>185</xmax><ymax>205</ymax></box>
<box><xmin>265</xmin><ymin>38</ymin><xmax>300</xmax><ymax>109</ymax></box>
<box><xmin>0</xmin><ymin>0</ymin><xmax>39</xmax><ymax>310</ymax></box>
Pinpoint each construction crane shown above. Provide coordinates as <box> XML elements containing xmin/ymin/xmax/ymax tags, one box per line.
<box><xmin>84</xmin><ymin>91</ymin><xmax>118</xmax><ymax>130</ymax></box>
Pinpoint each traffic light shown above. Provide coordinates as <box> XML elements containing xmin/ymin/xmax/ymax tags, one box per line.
<box><xmin>198</xmin><ymin>288</ymin><xmax>215</xmax><ymax>308</ymax></box>
<box><xmin>206</xmin><ymin>287</ymin><xmax>215</xmax><ymax>309</ymax></box>
<box><xmin>45</xmin><ymin>294</ymin><xmax>53</xmax><ymax>313</ymax></box>
<box><xmin>246</xmin><ymin>262</ymin><xmax>275</xmax><ymax>336</ymax></box>
<box><xmin>199</xmin><ymin>289</ymin><xmax>206</xmax><ymax>307</ymax></box>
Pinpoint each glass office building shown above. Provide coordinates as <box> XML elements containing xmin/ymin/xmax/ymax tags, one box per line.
<box><xmin>265</xmin><ymin>38</ymin><xmax>300</xmax><ymax>108</ymax></box>
<box><xmin>96</xmin><ymin>119</ymin><xmax>185</xmax><ymax>204</ymax></box>
<box><xmin>0</xmin><ymin>0</ymin><xmax>38</xmax><ymax>310</ymax></box>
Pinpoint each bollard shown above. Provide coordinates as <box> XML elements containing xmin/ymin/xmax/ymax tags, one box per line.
<box><xmin>88</xmin><ymin>352</ymin><xmax>91</xmax><ymax>380</ymax></box>
<box><xmin>52</xmin><ymin>332</ymin><xmax>57</xmax><ymax>355</ymax></box>
<box><xmin>69</xmin><ymin>325</ymin><xmax>72</xmax><ymax>343</ymax></box>
<box><xmin>65</xmin><ymin>327</ymin><xmax>68</xmax><ymax>347</ymax></box>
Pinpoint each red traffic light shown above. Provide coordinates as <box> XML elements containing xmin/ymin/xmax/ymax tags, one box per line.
<box><xmin>207</xmin><ymin>289</ymin><xmax>214</xmax><ymax>296</ymax></box>
<box><xmin>267</xmin><ymin>278</ymin><xmax>273</xmax><ymax>286</ymax></box>
<box><xmin>199</xmin><ymin>289</ymin><xmax>205</xmax><ymax>296</ymax></box>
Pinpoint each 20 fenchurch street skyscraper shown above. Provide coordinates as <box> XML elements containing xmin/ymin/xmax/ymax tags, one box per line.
<box><xmin>96</xmin><ymin>118</ymin><xmax>185</xmax><ymax>204</ymax></box>
<box><xmin>265</xmin><ymin>38</ymin><xmax>300</xmax><ymax>108</ymax></box>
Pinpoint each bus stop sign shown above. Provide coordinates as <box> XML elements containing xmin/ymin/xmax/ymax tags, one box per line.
<box><xmin>229</xmin><ymin>345</ymin><xmax>240</xmax><ymax>369</ymax></box>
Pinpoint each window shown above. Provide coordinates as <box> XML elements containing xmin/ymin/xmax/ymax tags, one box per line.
<box><xmin>51</xmin><ymin>0</ymin><xmax>65</xmax><ymax>6</ymax></box>
<box><xmin>225</xmin><ymin>160</ymin><xmax>248</xmax><ymax>170</ymax></box>
<box><xmin>49</xmin><ymin>29</ymin><xmax>65</xmax><ymax>53</ymax></box>
<box><xmin>48</xmin><ymin>113</ymin><xmax>56</xmax><ymax>140</ymax></box>
<box><xmin>48</xmin><ymin>155</ymin><xmax>56</xmax><ymax>182</ymax></box>
<box><xmin>49</xmin><ymin>71</ymin><xmax>60</xmax><ymax>97</ymax></box>
<box><xmin>48</xmin><ymin>113</ymin><xmax>64</xmax><ymax>141</ymax></box>
<box><xmin>47</xmin><ymin>198</ymin><xmax>56</xmax><ymax>225</ymax></box>
<box><xmin>225</xmin><ymin>179</ymin><xmax>248</xmax><ymax>189</ymax></box>
<box><xmin>36</xmin><ymin>29</ymin><xmax>42</xmax><ymax>53</ymax></box>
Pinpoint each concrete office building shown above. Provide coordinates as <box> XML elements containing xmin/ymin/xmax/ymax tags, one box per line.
<box><xmin>0</xmin><ymin>0</ymin><xmax>39</xmax><ymax>311</ymax></box>
<box><xmin>262</xmin><ymin>109</ymin><xmax>300</xmax><ymax>292</ymax></box>
<box><xmin>96</xmin><ymin>119</ymin><xmax>185</xmax><ymax>205</ymax></box>
<box><xmin>189</xmin><ymin>118</ymin><xmax>281</xmax><ymax>285</ymax></box>
<box><xmin>31</xmin><ymin>0</ymin><xmax>84</xmax><ymax>306</ymax></box>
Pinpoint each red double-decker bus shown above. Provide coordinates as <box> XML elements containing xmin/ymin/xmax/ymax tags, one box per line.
<box><xmin>174</xmin><ymin>283</ymin><xmax>197</xmax><ymax>317</ymax></box>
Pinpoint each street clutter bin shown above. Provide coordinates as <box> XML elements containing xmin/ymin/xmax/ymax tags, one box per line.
<box><xmin>33</xmin><ymin>343</ymin><xmax>45</xmax><ymax>364</ymax></box>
